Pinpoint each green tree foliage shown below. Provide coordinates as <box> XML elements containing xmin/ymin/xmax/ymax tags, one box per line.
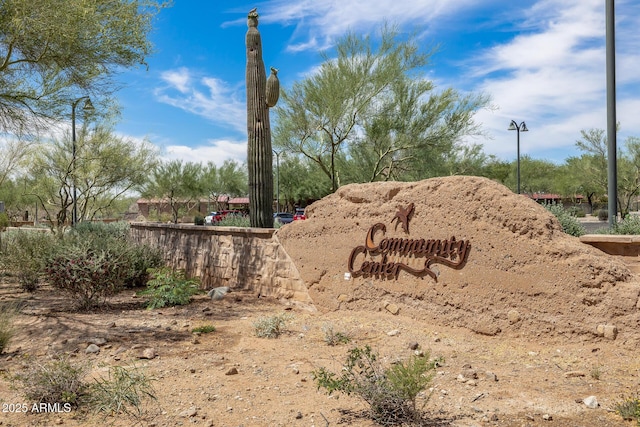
<box><xmin>0</xmin><ymin>0</ymin><xmax>166</xmax><ymax>133</ymax></box>
<box><xmin>143</xmin><ymin>160</ymin><xmax>205</xmax><ymax>224</ymax></box>
<box><xmin>202</xmin><ymin>160</ymin><xmax>248</xmax><ymax>211</ymax></box>
<box><xmin>275</xmin><ymin>154</ymin><xmax>329</xmax><ymax>210</ymax></box>
<box><xmin>27</xmin><ymin>123</ymin><xmax>158</xmax><ymax>233</ymax></box>
<box><xmin>573</xmin><ymin>127</ymin><xmax>640</xmax><ymax>217</ymax></box>
<box><xmin>274</xmin><ymin>24</ymin><xmax>490</xmax><ymax>190</ymax></box>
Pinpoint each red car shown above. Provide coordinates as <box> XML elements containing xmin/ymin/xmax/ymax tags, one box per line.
<box><xmin>293</xmin><ymin>208</ymin><xmax>306</xmax><ymax>221</ymax></box>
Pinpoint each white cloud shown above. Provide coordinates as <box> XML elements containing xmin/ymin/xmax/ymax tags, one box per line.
<box><xmin>155</xmin><ymin>68</ymin><xmax>246</xmax><ymax>134</ymax></box>
<box><xmin>454</xmin><ymin>0</ymin><xmax>640</xmax><ymax>161</ymax></box>
<box><xmin>160</xmin><ymin>138</ymin><xmax>247</xmax><ymax>167</ymax></box>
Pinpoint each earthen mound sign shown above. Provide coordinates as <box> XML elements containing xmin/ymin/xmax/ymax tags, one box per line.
<box><xmin>277</xmin><ymin>176</ymin><xmax>640</xmax><ymax>345</ymax></box>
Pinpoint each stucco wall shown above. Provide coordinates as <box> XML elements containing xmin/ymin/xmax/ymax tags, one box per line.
<box><xmin>129</xmin><ymin>223</ymin><xmax>312</xmax><ymax>304</ymax></box>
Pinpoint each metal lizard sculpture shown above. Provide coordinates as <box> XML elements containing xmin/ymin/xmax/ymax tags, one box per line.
<box><xmin>391</xmin><ymin>203</ymin><xmax>414</xmax><ymax>233</ymax></box>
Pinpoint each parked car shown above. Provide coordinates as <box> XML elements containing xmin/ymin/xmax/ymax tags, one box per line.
<box><xmin>204</xmin><ymin>212</ymin><xmax>222</xmax><ymax>225</ymax></box>
<box><xmin>293</xmin><ymin>208</ymin><xmax>306</xmax><ymax>221</ymax></box>
<box><xmin>274</xmin><ymin>212</ymin><xmax>294</xmax><ymax>225</ymax></box>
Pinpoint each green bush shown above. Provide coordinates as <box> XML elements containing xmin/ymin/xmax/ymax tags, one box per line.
<box><xmin>0</xmin><ymin>302</ymin><xmax>19</xmax><ymax>354</ymax></box>
<box><xmin>614</xmin><ymin>394</ymin><xmax>640</xmax><ymax>422</ymax></box>
<box><xmin>139</xmin><ymin>267</ymin><xmax>201</xmax><ymax>309</ymax></box>
<box><xmin>64</xmin><ymin>222</ymin><xmax>163</xmax><ymax>290</ymax></box>
<box><xmin>45</xmin><ymin>241</ymin><xmax>130</xmax><ymax>310</ymax></box>
<box><xmin>598</xmin><ymin>209</ymin><xmax>609</xmax><ymax>221</ymax></box>
<box><xmin>216</xmin><ymin>215</ymin><xmax>250</xmax><ymax>227</ymax></box>
<box><xmin>0</xmin><ymin>230</ymin><xmax>57</xmax><ymax>291</ymax></box>
<box><xmin>192</xmin><ymin>324</ymin><xmax>216</xmax><ymax>334</ymax></box>
<box><xmin>122</xmin><ymin>244</ymin><xmax>164</xmax><ymax>288</ymax></box>
<box><xmin>0</xmin><ymin>212</ymin><xmax>9</xmax><ymax>229</ymax></box>
<box><xmin>70</xmin><ymin>221</ymin><xmax>131</xmax><ymax>240</ymax></box>
<box><xmin>12</xmin><ymin>356</ymin><xmax>89</xmax><ymax>407</ymax></box>
<box><xmin>87</xmin><ymin>365</ymin><xmax>156</xmax><ymax>418</ymax></box>
<box><xmin>312</xmin><ymin>345</ymin><xmax>440</xmax><ymax>425</ymax></box>
<box><xmin>567</xmin><ymin>206</ymin><xmax>586</xmax><ymax>217</ymax></box>
<box><xmin>322</xmin><ymin>323</ymin><xmax>352</xmax><ymax>346</ymax></box>
<box><xmin>607</xmin><ymin>215</ymin><xmax>640</xmax><ymax>235</ymax></box>
<box><xmin>11</xmin><ymin>358</ymin><xmax>156</xmax><ymax>418</ymax></box>
<box><xmin>253</xmin><ymin>313</ymin><xmax>293</xmax><ymax>338</ymax></box>
<box><xmin>194</xmin><ymin>215</ymin><xmax>205</xmax><ymax>226</ymax></box>
<box><xmin>545</xmin><ymin>205</ymin><xmax>585</xmax><ymax>237</ymax></box>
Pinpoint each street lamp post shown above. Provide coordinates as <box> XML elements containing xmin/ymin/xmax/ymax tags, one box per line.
<box><xmin>508</xmin><ymin>120</ymin><xmax>528</xmax><ymax>194</ymax></box>
<box><xmin>71</xmin><ymin>96</ymin><xmax>94</xmax><ymax>226</ymax></box>
<box><xmin>272</xmin><ymin>149</ymin><xmax>281</xmax><ymax>213</ymax></box>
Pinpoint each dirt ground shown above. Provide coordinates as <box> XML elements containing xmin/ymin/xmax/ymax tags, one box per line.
<box><xmin>0</xmin><ymin>279</ymin><xmax>637</xmax><ymax>427</ymax></box>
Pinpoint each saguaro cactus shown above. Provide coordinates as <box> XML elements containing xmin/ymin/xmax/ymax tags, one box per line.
<box><xmin>246</xmin><ymin>8</ymin><xmax>279</xmax><ymax>228</ymax></box>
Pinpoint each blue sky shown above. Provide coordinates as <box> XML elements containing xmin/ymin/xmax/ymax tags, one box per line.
<box><xmin>114</xmin><ymin>0</ymin><xmax>640</xmax><ymax>167</ymax></box>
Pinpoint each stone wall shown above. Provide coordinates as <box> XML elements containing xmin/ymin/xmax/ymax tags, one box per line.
<box><xmin>129</xmin><ymin>223</ymin><xmax>312</xmax><ymax>304</ymax></box>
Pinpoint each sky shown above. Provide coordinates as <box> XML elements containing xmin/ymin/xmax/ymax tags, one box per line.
<box><xmin>114</xmin><ymin>0</ymin><xmax>640</xmax><ymax>167</ymax></box>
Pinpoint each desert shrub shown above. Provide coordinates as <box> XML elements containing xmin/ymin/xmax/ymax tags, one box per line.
<box><xmin>139</xmin><ymin>267</ymin><xmax>201</xmax><ymax>309</ymax></box>
<box><xmin>87</xmin><ymin>365</ymin><xmax>157</xmax><ymax>418</ymax></box>
<box><xmin>322</xmin><ymin>323</ymin><xmax>352</xmax><ymax>346</ymax></box>
<box><xmin>598</xmin><ymin>209</ymin><xmax>609</xmax><ymax>221</ymax></box>
<box><xmin>216</xmin><ymin>215</ymin><xmax>250</xmax><ymax>227</ymax></box>
<box><xmin>567</xmin><ymin>206</ymin><xmax>586</xmax><ymax>217</ymax></box>
<box><xmin>70</xmin><ymin>221</ymin><xmax>130</xmax><ymax>240</ymax></box>
<box><xmin>609</xmin><ymin>214</ymin><xmax>640</xmax><ymax>235</ymax></box>
<box><xmin>0</xmin><ymin>212</ymin><xmax>9</xmax><ymax>228</ymax></box>
<box><xmin>545</xmin><ymin>205</ymin><xmax>585</xmax><ymax>237</ymax></box>
<box><xmin>62</xmin><ymin>222</ymin><xmax>163</xmax><ymax>289</ymax></box>
<box><xmin>313</xmin><ymin>346</ymin><xmax>441</xmax><ymax>426</ymax></box>
<box><xmin>0</xmin><ymin>230</ymin><xmax>57</xmax><ymax>291</ymax></box>
<box><xmin>122</xmin><ymin>244</ymin><xmax>164</xmax><ymax>288</ymax></box>
<box><xmin>614</xmin><ymin>394</ymin><xmax>640</xmax><ymax>422</ymax></box>
<box><xmin>192</xmin><ymin>324</ymin><xmax>216</xmax><ymax>334</ymax></box>
<box><xmin>0</xmin><ymin>302</ymin><xmax>20</xmax><ymax>354</ymax></box>
<box><xmin>45</xmin><ymin>240</ymin><xmax>130</xmax><ymax>310</ymax></box>
<box><xmin>12</xmin><ymin>356</ymin><xmax>89</xmax><ymax>407</ymax></box>
<box><xmin>253</xmin><ymin>313</ymin><xmax>293</xmax><ymax>338</ymax></box>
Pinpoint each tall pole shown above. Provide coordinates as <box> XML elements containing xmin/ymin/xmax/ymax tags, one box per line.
<box><xmin>516</xmin><ymin>129</ymin><xmax>521</xmax><ymax>195</ymax></box>
<box><xmin>606</xmin><ymin>0</ymin><xmax>617</xmax><ymax>227</ymax></box>
<box><xmin>71</xmin><ymin>101</ymin><xmax>78</xmax><ymax>227</ymax></box>
<box><xmin>509</xmin><ymin>120</ymin><xmax>528</xmax><ymax>195</ymax></box>
<box><xmin>273</xmin><ymin>149</ymin><xmax>280</xmax><ymax>213</ymax></box>
<box><xmin>71</xmin><ymin>96</ymin><xmax>93</xmax><ymax>227</ymax></box>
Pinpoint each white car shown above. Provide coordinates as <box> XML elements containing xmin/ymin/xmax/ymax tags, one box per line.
<box><xmin>204</xmin><ymin>212</ymin><xmax>219</xmax><ymax>225</ymax></box>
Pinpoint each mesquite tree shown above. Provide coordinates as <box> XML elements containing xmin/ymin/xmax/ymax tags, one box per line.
<box><xmin>246</xmin><ymin>8</ymin><xmax>279</xmax><ymax>228</ymax></box>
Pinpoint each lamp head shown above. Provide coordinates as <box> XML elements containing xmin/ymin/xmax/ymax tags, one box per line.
<box><xmin>508</xmin><ymin>120</ymin><xmax>517</xmax><ymax>131</ymax></box>
<box><xmin>82</xmin><ymin>98</ymin><xmax>95</xmax><ymax>114</ymax></box>
<box><xmin>520</xmin><ymin>122</ymin><xmax>529</xmax><ymax>132</ymax></box>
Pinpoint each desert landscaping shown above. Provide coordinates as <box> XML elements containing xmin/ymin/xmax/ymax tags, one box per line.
<box><xmin>1</xmin><ymin>176</ymin><xmax>640</xmax><ymax>426</ymax></box>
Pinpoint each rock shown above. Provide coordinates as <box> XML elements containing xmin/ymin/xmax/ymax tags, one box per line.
<box><xmin>507</xmin><ymin>309</ymin><xmax>521</xmax><ymax>324</ymax></box>
<box><xmin>179</xmin><ymin>406</ymin><xmax>197</xmax><ymax>417</ymax></box>
<box><xmin>596</xmin><ymin>324</ymin><xmax>605</xmax><ymax>336</ymax></box>
<box><xmin>85</xmin><ymin>344</ymin><xmax>100</xmax><ymax>354</ymax></box>
<box><xmin>208</xmin><ymin>287</ymin><xmax>231</xmax><ymax>301</ymax></box>
<box><xmin>138</xmin><ymin>348</ymin><xmax>156</xmax><ymax>359</ymax></box>
<box><xmin>225</xmin><ymin>367</ymin><xmax>239</xmax><ymax>375</ymax></box>
<box><xmin>408</xmin><ymin>342</ymin><xmax>419</xmax><ymax>350</ymax></box>
<box><xmin>87</xmin><ymin>337</ymin><xmax>106</xmax><ymax>346</ymax></box>
<box><xmin>384</xmin><ymin>302</ymin><xmax>400</xmax><ymax>315</ymax></box>
<box><xmin>470</xmin><ymin>319</ymin><xmax>501</xmax><ymax>336</ymax></box>
<box><xmin>542</xmin><ymin>413</ymin><xmax>552</xmax><ymax>421</ymax></box>
<box><xmin>604</xmin><ymin>325</ymin><xmax>618</xmax><ymax>340</ymax></box>
<box><xmin>387</xmin><ymin>329</ymin><xmax>400</xmax><ymax>336</ymax></box>
<box><xmin>485</xmin><ymin>371</ymin><xmax>498</xmax><ymax>382</ymax></box>
<box><xmin>583</xmin><ymin>396</ymin><xmax>599</xmax><ymax>409</ymax></box>
<box><xmin>564</xmin><ymin>370</ymin><xmax>586</xmax><ymax>378</ymax></box>
<box><xmin>461</xmin><ymin>367</ymin><xmax>478</xmax><ymax>380</ymax></box>
<box><xmin>295</xmin><ymin>411</ymin><xmax>303</xmax><ymax>419</ymax></box>
<box><xmin>337</xmin><ymin>294</ymin><xmax>350</xmax><ymax>303</ymax></box>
